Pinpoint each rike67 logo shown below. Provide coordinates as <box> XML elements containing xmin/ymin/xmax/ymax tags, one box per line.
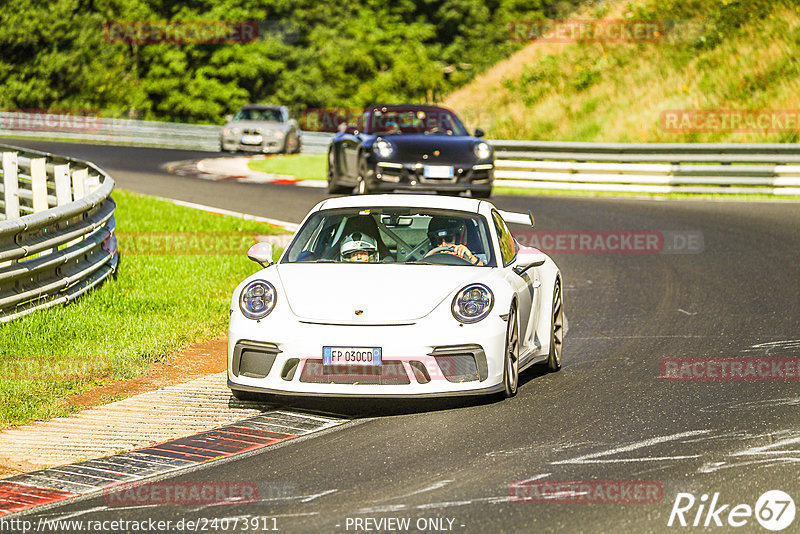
<box><xmin>668</xmin><ymin>490</ymin><xmax>795</xmax><ymax>531</ymax></box>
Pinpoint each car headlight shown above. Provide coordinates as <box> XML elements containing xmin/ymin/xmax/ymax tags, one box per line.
<box><xmin>474</xmin><ymin>142</ymin><xmax>492</xmax><ymax>160</ymax></box>
<box><xmin>239</xmin><ymin>280</ymin><xmax>277</xmax><ymax>320</ymax></box>
<box><xmin>374</xmin><ymin>140</ymin><xmax>393</xmax><ymax>158</ymax></box>
<box><xmin>452</xmin><ymin>284</ymin><xmax>493</xmax><ymax>323</ymax></box>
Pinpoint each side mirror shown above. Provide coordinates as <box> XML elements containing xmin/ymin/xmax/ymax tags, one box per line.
<box><xmin>224</xmin><ymin>114</ymin><xmax>234</xmax><ymax>123</ymax></box>
<box><xmin>474</xmin><ymin>128</ymin><xmax>485</xmax><ymax>137</ymax></box>
<box><xmin>512</xmin><ymin>251</ymin><xmax>546</xmax><ymax>276</ymax></box>
<box><xmin>247</xmin><ymin>242</ymin><xmax>274</xmax><ymax>267</ymax></box>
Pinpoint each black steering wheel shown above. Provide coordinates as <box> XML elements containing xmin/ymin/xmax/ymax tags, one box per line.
<box><xmin>424</xmin><ymin>246</ymin><xmax>473</xmax><ymax>265</ymax></box>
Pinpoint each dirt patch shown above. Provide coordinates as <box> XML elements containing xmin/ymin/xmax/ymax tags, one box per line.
<box><xmin>0</xmin><ymin>337</ymin><xmax>227</xmax><ymax>478</ymax></box>
<box><xmin>61</xmin><ymin>336</ymin><xmax>227</xmax><ymax>411</ymax></box>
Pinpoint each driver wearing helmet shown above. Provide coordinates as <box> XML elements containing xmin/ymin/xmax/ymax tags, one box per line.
<box><xmin>425</xmin><ymin>217</ymin><xmax>483</xmax><ymax>265</ymax></box>
<box><xmin>340</xmin><ymin>232</ymin><xmax>379</xmax><ymax>263</ymax></box>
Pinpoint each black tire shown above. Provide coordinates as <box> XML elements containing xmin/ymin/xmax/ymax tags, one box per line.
<box><xmin>503</xmin><ymin>303</ymin><xmax>520</xmax><ymax>397</ymax></box>
<box><xmin>284</xmin><ymin>133</ymin><xmax>300</xmax><ymax>154</ymax></box>
<box><xmin>472</xmin><ymin>188</ymin><xmax>492</xmax><ymax>199</ymax></box>
<box><xmin>355</xmin><ymin>155</ymin><xmax>372</xmax><ymax>195</ymax></box>
<box><xmin>327</xmin><ymin>149</ymin><xmax>349</xmax><ymax>194</ymax></box>
<box><xmin>231</xmin><ymin>389</ymin><xmax>261</xmax><ymax>402</ymax></box>
<box><xmin>547</xmin><ymin>279</ymin><xmax>564</xmax><ymax>372</ymax></box>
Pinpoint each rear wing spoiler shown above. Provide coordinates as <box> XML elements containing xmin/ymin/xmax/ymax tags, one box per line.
<box><xmin>497</xmin><ymin>209</ymin><xmax>535</xmax><ymax>228</ymax></box>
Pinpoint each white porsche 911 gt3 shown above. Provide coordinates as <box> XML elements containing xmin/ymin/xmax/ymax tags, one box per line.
<box><xmin>227</xmin><ymin>194</ymin><xmax>564</xmax><ymax>400</ymax></box>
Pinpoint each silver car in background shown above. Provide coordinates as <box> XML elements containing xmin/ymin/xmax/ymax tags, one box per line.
<box><xmin>220</xmin><ymin>105</ymin><xmax>302</xmax><ymax>154</ymax></box>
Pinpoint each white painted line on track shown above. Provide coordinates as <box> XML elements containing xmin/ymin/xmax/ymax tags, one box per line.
<box><xmin>155</xmin><ymin>196</ymin><xmax>300</xmax><ymax>231</ymax></box>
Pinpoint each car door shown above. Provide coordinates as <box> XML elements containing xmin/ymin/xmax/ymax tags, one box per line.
<box><xmin>492</xmin><ymin>211</ymin><xmax>538</xmax><ymax>356</ymax></box>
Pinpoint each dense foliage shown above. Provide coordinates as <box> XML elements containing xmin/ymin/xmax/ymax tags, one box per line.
<box><xmin>0</xmin><ymin>0</ymin><xmax>578</xmax><ymax>123</ymax></box>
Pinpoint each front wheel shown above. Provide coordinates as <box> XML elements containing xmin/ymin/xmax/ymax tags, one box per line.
<box><xmin>355</xmin><ymin>156</ymin><xmax>372</xmax><ymax>195</ymax></box>
<box><xmin>284</xmin><ymin>133</ymin><xmax>300</xmax><ymax>154</ymax></box>
<box><xmin>547</xmin><ymin>280</ymin><xmax>563</xmax><ymax>372</ymax></box>
<box><xmin>327</xmin><ymin>150</ymin><xmax>349</xmax><ymax>194</ymax></box>
<box><xmin>503</xmin><ymin>304</ymin><xmax>519</xmax><ymax>397</ymax></box>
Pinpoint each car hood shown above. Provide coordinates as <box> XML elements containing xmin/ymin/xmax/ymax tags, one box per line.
<box><xmin>275</xmin><ymin>263</ymin><xmax>482</xmax><ymax>324</ymax></box>
<box><xmin>378</xmin><ymin>134</ymin><xmax>482</xmax><ymax>164</ymax></box>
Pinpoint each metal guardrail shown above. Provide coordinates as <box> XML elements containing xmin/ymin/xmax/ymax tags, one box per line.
<box><xmin>0</xmin><ymin>143</ymin><xmax>118</xmax><ymax>322</ymax></box>
<box><xmin>0</xmin><ymin>111</ymin><xmax>333</xmax><ymax>153</ymax></box>
<box><xmin>492</xmin><ymin>141</ymin><xmax>800</xmax><ymax>195</ymax></box>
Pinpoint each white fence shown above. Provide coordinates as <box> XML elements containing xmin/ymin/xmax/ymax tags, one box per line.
<box><xmin>0</xmin><ymin>143</ymin><xmax>118</xmax><ymax>322</ymax></box>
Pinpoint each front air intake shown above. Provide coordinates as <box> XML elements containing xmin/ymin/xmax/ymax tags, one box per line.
<box><xmin>232</xmin><ymin>341</ymin><xmax>281</xmax><ymax>379</ymax></box>
<box><xmin>430</xmin><ymin>344</ymin><xmax>488</xmax><ymax>383</ymax></box>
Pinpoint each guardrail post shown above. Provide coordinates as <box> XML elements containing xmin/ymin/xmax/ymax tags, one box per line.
<box><xmin>72</xmin><ymin>168</ymin><xmax>87</xmax><ymax>199</ymax></box>
<box><xmin>54</xmin><ymin>164</ymin><xmax>72</xmax><ymax>205</ymax></box>
<box><xmin>30</xmin><ymin>157</ymin><xmax>48</xmax><ymax>212</ymax></box>
<box><xmin>2</xmin><ymin>152</ymin><xmax>20</xmax><ymax>219</ymax></box>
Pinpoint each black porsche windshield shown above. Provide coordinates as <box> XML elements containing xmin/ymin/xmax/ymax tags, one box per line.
<box><xmin>367</xmin><ymin>108</ymin><xmax>468</xmax><ymax>136</ymax></box>
<box><xmin>282</xmin><ymin>207</ymin><xmax>495</xmax><ymax>266</ymax></box>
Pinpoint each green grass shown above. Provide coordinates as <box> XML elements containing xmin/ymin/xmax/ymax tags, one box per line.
<box><xmin>0</xmin><ymin>190</ymin><xmax>286</xmax><ymax>429</ymax></box>
<box><xmin>248</xmin><ymin>153</ymin><xmax>326</xmax><ymax>180</ymax></box>
<box><xmin>445</xmin><ymin>0</ymin><xmax>800</xmax><ymax>143</ymax></box>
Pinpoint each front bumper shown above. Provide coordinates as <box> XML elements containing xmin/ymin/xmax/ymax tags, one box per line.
<box><xmin>369</xmin><ymin>161</ymin><xmax>494</xmax><ymax>192</ymax></box>
<box><xmin>228</xmin><ymin>313</ymin><xmax>507</xmax><ymax>398</ymax></box>
<box><xmin>221</xmin><ymin>135</ymin><xmax>284</xmax><ymax>153</ymax></box>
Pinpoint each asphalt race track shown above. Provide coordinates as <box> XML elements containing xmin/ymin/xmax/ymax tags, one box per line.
<box><xmin>6</xmin><ymin>139</ymin><xmax>800</xmax><ymax>533</ymax></box>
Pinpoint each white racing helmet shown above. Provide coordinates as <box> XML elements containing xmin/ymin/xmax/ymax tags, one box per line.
<box><xmin>340</xmin><ymin>232</ymin><xmax>379</xmax><ymax>262</ymax></box>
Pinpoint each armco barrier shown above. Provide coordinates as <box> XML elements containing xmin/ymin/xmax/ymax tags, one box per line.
<box><xmin>3</xmin><ymin>111</ymin><xmax>800</xmax><ymax>194</ymax></box>
<box><xmin>492</xmin><ymin>141</ymin><xmax>800</xmax><ymax>195</ymax></box>
<box><xmin>0</xmin><ymin>143</ymin><xmax>118</xmax><ymax>322</ymax></box>
<box><xmin>0</xmin><ymin>111</ymin><xmax>333</xmax><ymax>153</ymax></box>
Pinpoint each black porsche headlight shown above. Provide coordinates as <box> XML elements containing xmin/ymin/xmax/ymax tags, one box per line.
<box><xmin>239</xmin><ymin>280</ymin><xmax>277</xmax><ymax>320</ymax></box>
<box><xmin>374</xmin><ymin>140</ymin><xmax>394</xmax><ymax>158</ymax></box>
<box><xmin>452</xmin><ymin>284</ymin><xmax>493</xmax><ymax>323</ymax></box>
<box><xmin>474</xmin><ymin>142</ymin><xmax>492</xmax><ymax>160</ymax></box>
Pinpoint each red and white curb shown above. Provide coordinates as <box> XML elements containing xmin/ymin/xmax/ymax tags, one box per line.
<box><xmin>0</xmin><ymin>410</ymin><xmax>345</xmax><ymax>517</ymax></box>
<box><xmin>165</xmin><ymin>156</ymin><xmax>325</xmax><ymax>188</ymax></box>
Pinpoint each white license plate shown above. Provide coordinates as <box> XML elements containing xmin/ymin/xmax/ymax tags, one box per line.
<box><xmin>423</xmin><ymin>165</ymin><xmax>454</xmax><ymax>178</ymax></box>
<box><xmin>241</xmin><ymin>134</ymin><xmax>263</xmax><ymax>145</ymax></box>
<box><xmin>323</xmin><ymin>346</ymin><xmax>382</xmax><ymax>366</ymax></box>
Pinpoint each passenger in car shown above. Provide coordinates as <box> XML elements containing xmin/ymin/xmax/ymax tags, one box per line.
<box><xmin>340</xmin><ymin>232</ymin><xmax>379</xmax><ymax>263</ymax></box>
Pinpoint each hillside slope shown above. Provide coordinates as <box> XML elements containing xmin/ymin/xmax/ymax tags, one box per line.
<box><xmin>444</xmin><ymin>0</ymin><xmax>800</xmax><ymax>143</ymax></box>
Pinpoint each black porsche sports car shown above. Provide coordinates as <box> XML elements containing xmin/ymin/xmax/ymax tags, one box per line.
<box><xmin>326</xmin><ymin>104</ymin><xmax>494</xmax><ymax>197</ymax></box>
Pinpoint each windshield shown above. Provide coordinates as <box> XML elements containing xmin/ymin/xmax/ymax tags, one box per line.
<box><xmin>282</xmin><ymin>207</ymin><xmax>495</xmax><ymax>266</ymax></box>
<box><xmin>232</xmin><ymin>108</ymin><xmax>284</xmax><ymax>122</ymax></box>
<box><xmin>367</xmin><ymin>108</ymin><xmax>468</xmax><ymax>136</ymax></box>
